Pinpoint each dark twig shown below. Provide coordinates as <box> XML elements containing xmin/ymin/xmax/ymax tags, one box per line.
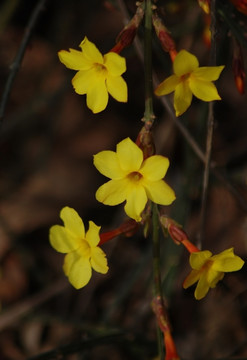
<box><xmin>199</xmin><ymin>0</ymin><xmax>218</xmax><ymax>248</ymax></box>
<box><xmin>0</xmin><ymin>0</ymin><xmax>47</xmax><ymax>126</ymax></box>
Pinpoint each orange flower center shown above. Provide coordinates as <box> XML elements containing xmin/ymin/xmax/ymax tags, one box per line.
<box><xmin>94</xmin><ymin>63</ymin><xmax>107</xmax><ymax>75</ymax></box>
<box><xmin>128</xmin><ymin>171</ymin><xmax>143</xmax><ymax>182</ymax></box>
<box><xmin>180</xmin><ymin>73</ymin><xmax>190</xmax><ymax>82</ymax></box>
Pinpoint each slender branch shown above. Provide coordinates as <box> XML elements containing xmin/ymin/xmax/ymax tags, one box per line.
<box><xmin>0</xmin><ymin>0</ymin><xmax>47</xmax><ymax>126</ymax></box>
<box><xmin>199</xmin><ymin>0</ymin><xmax>218</xmax><ymax>247</ymax></box>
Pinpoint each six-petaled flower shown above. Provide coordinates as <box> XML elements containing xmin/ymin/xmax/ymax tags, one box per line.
<box><xmin>155</xmin><ymin>49</ymin><xmax>224</xmax><ymax>116</ymax></box>
<box><xmin>49</xmin><ymin>206</ymin><xmax>108</xmax><ymax>289</ymax></box>
<box><xmin>183</xmin><ymin>248</ymin><xmax>244</xmax><ymax>300</ymax></box>
<box><xmin>58</xmin><ymin>37</ymin><xmax>127</xmax><ymax>113</ymax></box>
<box><xmin>94</xmin><ymin>137</ymin><xmax>176</xmax><ymax>222</ymax></box>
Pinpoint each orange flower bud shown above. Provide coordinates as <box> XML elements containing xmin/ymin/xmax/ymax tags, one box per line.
<box><xmin>197</xmin><ymin>0</ymin><xmax>210</xmax><ymax>14</ymax></box>
<box><xmin>152</xmin><ymin>13</ymin><xmax>177</xmax><ymax>61</ymax></box>
<box><xmin>111</xmin><ymin>3</ymin><xmax>144</xmax><ymax>53</ymax></box>
<box><xmin>135</xmin><ymin>126</ymin><xmax>155</xmax><ymax>159</ymax></box>
<box><xmin>229</xmin><ymin>0</ymin><xmax>247</xmax><ymax>15</ymax></box>
<box><xmin>232</xmin><ymin>40</ymin><xmax>245</xmax><ymax>94</ymax></box>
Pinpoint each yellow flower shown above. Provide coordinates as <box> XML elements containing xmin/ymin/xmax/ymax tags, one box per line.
<box><xmin>94</xmin><ymin>137</ymin><xmax>176</xmax><ymax>222</ymax></box>
<box><xmin>49</xmin><ymin>207</ymin><xmax>108</xmax><ymax>289</ymax></box>
<box><xmin>183</xmin><ymin>248</ymin><xmax>244</xmax><ymax>300</ymax></box>
<box><xmin>58</xmin><ymin>37</ymin><xmax>127</xmax><ymax>113</ymax></box>
<box><xmin>155</xmin><ymin>49</ymin><xmax>224</xmax><ymax>116</ymax></box>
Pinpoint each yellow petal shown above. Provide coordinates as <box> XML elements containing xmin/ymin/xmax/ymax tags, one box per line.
<box><xmin>49</xmin><ymin>225</ymin><xmax>81</xmax><ymax>253</ymax></box>
<box><xmin>72</xmin><ymin>68</ymin><xmax>95</xmax><ymax>95</ymax></box>
<box><xmin>189</xmin><ymin>78</ymin><xmax>221</xmax><ymax>101</ymax></box>
<box><xmin>193</xmin><ymin>65</ymin><xmax>225</xmax><ymax>81</ymax></box>
<box><xmin>79</xmin><ymin>36</ymin><xmax>103</xmax><ymax>64</ymax></box>
<box><xmin>155</xmin><ymin>75</ymin><xmax>180</xmax><ymax>96</ymax></box>
<box><xmin>116</xmin><ymin>138</ymin><xmax>143</xmax><ymax>172</ymax></box>
<box><xmin>144</xmin><ymin>180</ymin><xmax>176</xmax><ymax>205</ymax></box>
<box><xmin>140</xmin><ymin>155</ymin><xmax>170</xmax><ymax>181</ymax></box>
<box><xmin>91</xmin><ymin>247</ymin><xmax>109</xmax><ymax>274</ymax></box>
<box><xmin>60</xmin><ymin>207</ymin><xmax>85</xmax><ymax>238</ymax></box>
<box><xmin>96</xmin><ymin>179</ymin><xmax>129</xmax><ymax>205</ymax></box>
<box><xmin>194</xmin><ymin>272</ymin><xmax>210</xmax><ymax>300</ymax></box>
<box><xmin>173</xmin><ymin>50</ymin><xmax>199</xmax><ymax>77</ymax></box>
<box><xmin>58</xmin><ymin>49</ymin><xmax>91</xmax><ymax>70</ymax></box>
<box><xmin>124</xmin><ymin>185</ymin><xmax>147</xmax><ymax>222</ymax></box>
<box><xmin>104</xmin><ymin>52</ymin><xmax>126</xmax><ymax>76</ymax></box>
<box><xmin>183</xmin><ymin>269</ymin><xmax>200</xmax><ymax>289</ymax></box>
<box><xmin>63</xmin><ymin>252</ymin><xmax>92</xmax><ymax>289</ymax></box>
<box><xmin>86</xmin><ymin>221</ymin><xmax>101</xmax><ymax>247</ymax></box>
<box><xmin>106</xmin><ymin>75</ymin><xmax>127</xmax><ymax>102</ymax></box>
<box><xmin>209</xmin><ymin>271</ymin><xmax>224</xmax><ymax>288</ymax></box>
<box><xmin>86</xmin><ymin>77</ymin><xmax>109</xmax><ymax>113</ymax></box>
<box><xmin>93</xmin><ymin>150</ymin><xmax>126</xmax><ymax>179</ymax></box>
<box><xmin>174</xmin><ymin>81</ymin><xmax>193</xmax><ymax>116</ymax></box>
<box><xmin>212</xmin><ymin>248</ymin><xmax>244</xmax><ymax>272</ymax></box>
<box><xmin>189</xmin><ymin>250</ymin><xmax>212</xmax><ymax>270</ymax></box>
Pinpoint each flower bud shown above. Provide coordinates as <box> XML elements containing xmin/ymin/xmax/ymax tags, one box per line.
<box><xmin>232</xmin><ymin>39</ymin><xmax>245</xmax><ymax>94</ymax></box>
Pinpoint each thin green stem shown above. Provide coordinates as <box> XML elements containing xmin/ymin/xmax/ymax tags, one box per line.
<box><xmin>143</xmin><ymin>0</ymin><xmax>155</xmax><ymax>126</ymax></box>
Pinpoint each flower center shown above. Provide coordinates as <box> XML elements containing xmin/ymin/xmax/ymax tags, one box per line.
<box><xmin>180</xmin><ymin>73</ymin><xmax>190</xmax><ymax>82</ymax></box>
<box><xmin>128</xmin><ymin>171</ymin><xmax>143</xmax><ymax>183</ymax></box>
<box><xmin>78</xmin><ymin>239</ymin><xmax>91</xmax><ymax>258</ymax></box>
<box><xmin>94</xmin><ymin>63</ymin><xmax>107</xmax><ymax>75</ymax></box>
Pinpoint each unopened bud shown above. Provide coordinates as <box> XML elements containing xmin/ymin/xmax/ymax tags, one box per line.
<box><xmin>197</xmin><ymin>0</ymin><xmax>210</xmax><ymax>14</ymax></box>
<box><xmin>152</xmin><ymin>13</ymin><xmax>177</xmax><ymax>61</ymax></box>
<box><xmin>229</xmin><ymin>0</ymin><xmax>247</xmax><ymax>15</ymax></box>
<box><xmin>111</xmin><ymin>3</ymin><xmax>144</xmax><ymax>53</ymax></box>
<box><xmin>233</xmin><ymin>39</ymin><xmax>245</xmax><ymax>95</ymax></box>
<box><xmin>136</xmin><ymin>126</ymin><xmax>155</xmax><ymax>159</ymax></box>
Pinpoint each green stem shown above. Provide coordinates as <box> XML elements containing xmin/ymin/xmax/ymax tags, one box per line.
<box><xmin>143</xmin><ymin>0</ymin><xmax>154</xmax><ymax>126</ymax></box>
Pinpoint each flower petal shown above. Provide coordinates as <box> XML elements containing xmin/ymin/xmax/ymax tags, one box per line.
<box><xmin>63</xmin><ymin>252</ymin><xmax>92</xmax><ymax>289</ymax></box>
<box><xmin>91</xmin><ymin>247</ymin><xmax>109</xmax><ymax>273</ymax></box>
<box><xmin>207</xmin><ymin>270</ymin><xmax>224</xmax><ymax>288</ymax></box>
<box><xmin>193</xmin><ymin>65</ymin><xmax>224</xmax><ymax>81</ymax></box>
<box><xmin>116</xmin><ymin>138</ymin><xmax>143</xmax><ymax>172</ymax></box>
<box><xmin>72</xmin><ymin>68</ymin><xmax>95</xmax><ymax>95</ymax></box>
<box><xmin>94</xmin><ymin>150</ymin><xmax>126</xmax><ymax>179</ymax></box>
<box><xmin>86</xmin><ymin>77</ymin><xmax>109</xmax><ymax>113</ymax></box>
<box><xmin>189</xmin><ymin>250</ymin><xmax>212</xmax><ymax>270</ymax></box>
<box><xmin>86</xmin><ymin>221</ymin><xmax>101</xmax><ymax>247</ymax></box>
<box><xmin>173</xmin><ymin>50</ymin><xmax>199</xmax><ymax>76</ymax></box>
<box><xmin>212</xmin><ymin>248</ymin><xmax>244</xmax><ymax>272</ymax></box>
<box><xmin>79</xmin><ymin>36</ymin><xmax>103</xmax><ymax>64</ymax></box>
<box><xmin>106</xmin><ymin>75</ymin><xmax>127</xmax><ymax>102</ymax></box>
<box><xmin>96</xmin><ymin>179</ymin><xmax>129</xmax><ymax>205</ymax></box>
<box><xmin>174</xmin><ymin>81</ymin><xmax>193</xmax><ymax>116</ymax></box>
<box><xmin>60</xmin><ymin>207</ymin><xmax>85</xmax><ymax>238</ymax></box>
<box><xmin>140</xmin><ymin>155</ymin><xmax>170</xmax><ymax>181</ymax></box>
<box><xmin>155</xmin><ymin>75</ymin><xmax>180</xmax><ymax>96</ymax></box>
<box><xmin>189</xmin><ymin>78</ymin><xmax>221</xmax><ymax>101</ymax></box>
<box><xmin>58</xmin><ymin>49</ymin><xmax>91</xmax><ymax>70</ymax></box>
<box><xmin>183</xmin><ymin>269</ymin><xmax>200</xmax><ymax>289</ymax></box>
<box><xmin>49</xmin><ymin>225</ymin><xmax>81</xmax><ymax>253</ymax></box>
<box><xmin>144</xmin><ymin>180</ymin><xmax>176</xmax><ymax>205</ymax></box>
<box><xmin>124</xmin><ymin>185</ymin><xmax>147</xmax><ymax>222</ymax></box>
<box><xmin>104</xmin><ymin>52</ymin><xmax>126</xmax><ymax>76</ymax></box>
<box><xmin>194</xmin><ymin>272</ymin><xmax>210</xmax><ymax>300</ymax></box>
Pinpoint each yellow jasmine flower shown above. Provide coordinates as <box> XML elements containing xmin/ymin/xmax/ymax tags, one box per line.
<box><xmin>155</xmin><ymin>49</ymin><xmax>224</xmax><ymax>116</ymax></box>
<box><xmin>58</xmin><ymin>37</ymin><xmax>127</xmax><ymax>113</ymax></box>
<box><xmin>49</xmin><ymin>207</ymin><xmax>108</xmax><ymax>289</ymax></box>
<box><xmin>94</xmin><ymin>137</ymin><xmax>176</xmax><ymax>222</ymax></box>
<box><xmin>183</xmin><ymin>248</ymin><xmax>244</xmax><ymax>300</ymax></box>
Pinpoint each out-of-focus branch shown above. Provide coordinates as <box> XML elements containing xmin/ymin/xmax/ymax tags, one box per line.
<box><xmin>0</xmin><ymin>0</ymin><xmax>47</xmax><ymax>126</ymax></box>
